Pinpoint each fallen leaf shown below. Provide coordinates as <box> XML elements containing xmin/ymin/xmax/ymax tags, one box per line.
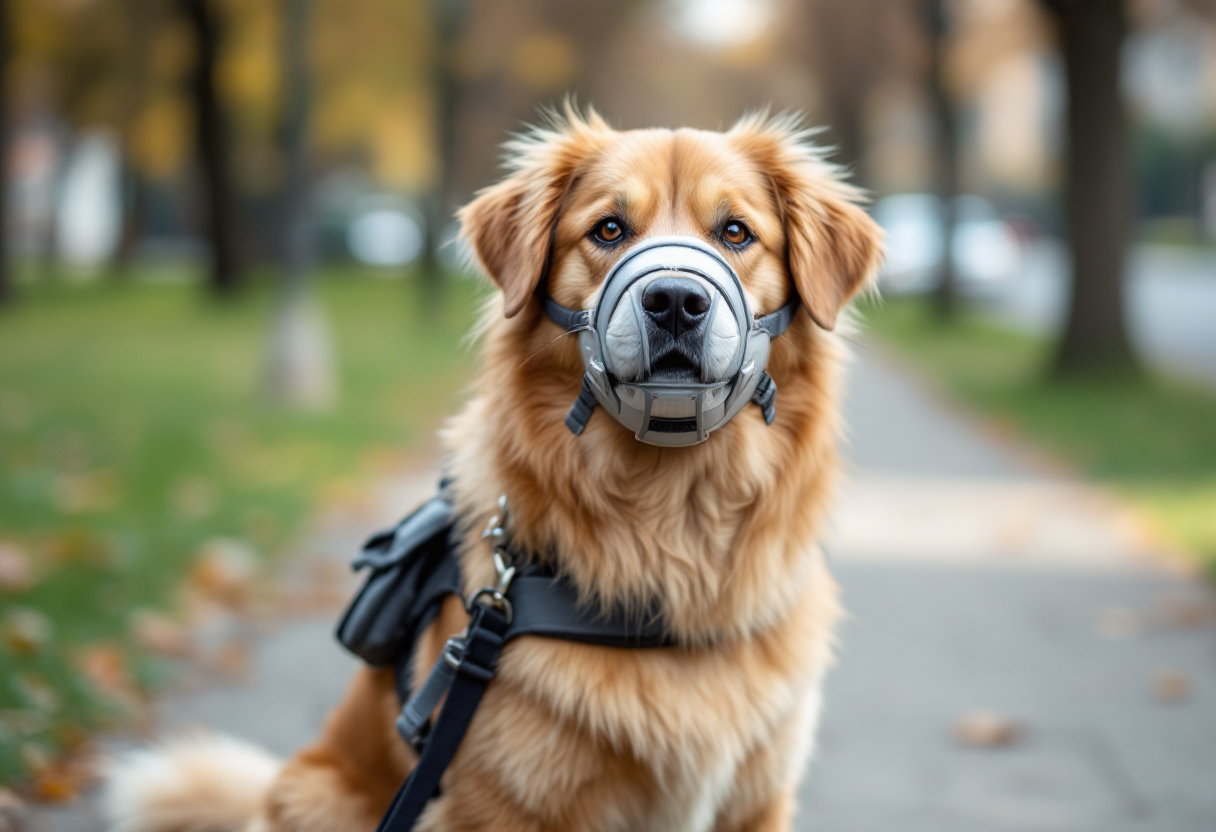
<box><xmin>0</xmin><ymin>787</ymin><xmax>29</xmax><ymax>832</ymax></box>
<box><xmin>20</xmin><ymin>744</ymin><xmax>89</xmax><ymax>804</ymax></box>
<box><xmin>1152</xmin><ymin>593</ymin><xmax>1215</xmax><ymax>630</ymax></box>
<box><xmin>44</xmin><ymin>527</ymin><xmax>116</xmax><ymax>570</ymax></box>
<box><xmin>76</xmin><ymin>644</ymin><xmax>139</xmax><ymax>708</ymax></box>
<box><xmin>1153</xmin><ymin>669</ymin><xmax>1190</xmax><ymax>703</ymax></box>
<box><xmin>954</xmin><ymin>710</ymin><xmax>1024</xmax><ymax>748</ymax></box>
<box><xmin>130</xmin><ymin>610</ymin><xmax>192</xmax><ymax>657</ymax></box>
<box><xmin>1094</xmin><ymin>607</ymin><xmax>1139</xmax><ymax>640</ymax></box>
<box><xmin>191</xmin><ymin>538</ymin><xmax>261</xmax><ymax>609</ymax></box>
<box><xmin>0</xmin><ymin>542</ymin><xmax>34</xmax><ymax>593</ymax></box>
<box><xmin>12</xmin><ymin>673</ymin><xmax>59</xmax><ymax>712</ymax></box>
<box><xmin>52</xmin><ymin>470</ymin><xmax>119</xmax><ymax>514</ymax></box>
<box><xmin>212</xmin><ymin>640</ymin><xmax>251</xmax><ymax>679</ymax></box>
<box><xmin>2</xmin><ymin>608</ymin><xmax>53</xmax><ymax>656</ymax></box>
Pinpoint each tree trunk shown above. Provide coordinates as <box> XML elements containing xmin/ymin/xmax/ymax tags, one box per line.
<box><xmin>265</xmin><ymin>0</ymin><xmax>335</xmax><ymax>408</ymax></box>
<box><xmin>180</xmin><ymin>0</ymin><xmax>244</xmax><ymax>296</ymax></box>
<box><xmin>418</xmin><ymin>0</ymin><xmax>466</xmax><ymax>307</ymax></box>
<box><xmin>825</xmin><ymin>98</ymin><xmax>867</xmax><ymax>188</ymax></box>
<box><xmin>928</xmin><ymin>0</ymin><xmax>959</xmax><ymax>320</ymax></box>
<box><xmin>1048</xmin><ymin>0</ymin><xmax>1137</xmax><ymax>375</ymax></box>
<box><xmin>112</xmin><ymin>170</ymin><xmax>147</xmax><ymax>271</ymax></box>
<box><xmin>113</xmin><ymin>0</ymin><xmax>152</xmax><ymax>275</ymax></box>
<box><xmin>0</xmin><ymin>0</ymin><xmax>10</xmax><ymax>307</ymax></box>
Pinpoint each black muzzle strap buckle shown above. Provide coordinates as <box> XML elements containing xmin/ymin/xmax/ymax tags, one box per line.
<box><xmin>751</xmin><ymin>371</ymin><xmax>777</xmax><ymax>425</ymax></box>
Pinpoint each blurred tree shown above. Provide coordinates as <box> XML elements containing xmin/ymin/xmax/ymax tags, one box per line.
<box><xmin>442</xmin><ymin>0</ymin><xmax>640</xmax><ymax>217</ymax></box>
<box><xmin>1043</xmin><ymin>0</ymin><xmax>1137</xmax><ymax>375</ymax></box>
<box><xmin>0</xmin><ymin>0</ymin><xmax>10</xmax><ymax>306</ymax></box>
<box><xmin>1179</xmin><ymin>0</ymin><xmax>1216</xmax><ymax>17</ymax></box>
<box><xmin>113</xmin><ymin>0</ymin><xmax>154</xmax><ymax>271</ymax></box>
<box><xmin>419</xmin><ymin>0</ymin><xmax>464</xmax><ymax>307</ymax></box>
<box><xmin>179</xmin><ymin>0</ymin><xmax>245</xmax><ymax>295</ymax></box>
<box><xmin>265</xmin><ymin>0</ymin><xmax>335</xmax><ymax>407</ymax></box>
<box><xmin>927</xmin><ymin>0</ymin><xmax>959</xmax><ymax>320</ymax></box>
<box><xmin>800</xmin><ymin>0</ymin><xmax>910</xmax><ymax>185</ymax></box>
<box><xmin>9</xmin><ymin>0</ymin><xmax>132</xmax><ymax>279</ymax></box>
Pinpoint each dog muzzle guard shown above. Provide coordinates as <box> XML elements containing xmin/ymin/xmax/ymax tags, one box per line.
<box><xmin>538</xmin><ymin>235</ymin><xmax>799</xmax><ymax>446</ymax></box>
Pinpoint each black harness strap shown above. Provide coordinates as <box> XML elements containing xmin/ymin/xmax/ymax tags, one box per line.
<box><xmin>504</xmin><ymin>575</ymin><xmax>670</xmax><ymax>647</ymax></box>
<box><xmin>373</xmin><ymin>603</ymin><xmax>509</xmax><ymax>832</ymax></box>
<box><xmin>338</xmin><ymin>493</ymin><xmax>686</xmax><ymax>832</ymax></box>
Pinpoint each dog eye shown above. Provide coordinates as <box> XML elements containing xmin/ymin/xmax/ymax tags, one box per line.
<box><xmin>722</xmin><ymin>221</ymin><xmax>752</xmax><ymax>247</ymax></box>
<box><xmin>592</xmin><ymin>218</ymin><xmax>626</xmax><ymax>244</ymax></box>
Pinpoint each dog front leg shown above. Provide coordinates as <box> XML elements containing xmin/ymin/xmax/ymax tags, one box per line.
<box><xmin>712</xmin><ymin>694</ymin><xmax>822</xmax><ymax>832</ymax></box>
<box><xmin>261</xmin><ymin>667</ymin><xmax>414</xmax><ymax>832</ymax></box>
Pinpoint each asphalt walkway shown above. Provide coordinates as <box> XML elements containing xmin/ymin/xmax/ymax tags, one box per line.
<box><xmin>800</xmin><ymin>347</ymin><xmax>1216</xmax><ymax>832</ymax></box>
<box><xmin>30</xmin><ymin>345</ymin><xmax>1216</xmax><ymax>832</ymax></box>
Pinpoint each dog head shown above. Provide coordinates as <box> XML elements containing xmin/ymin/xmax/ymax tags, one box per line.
<box><xmin>459</xmin><ymin>107</ymin><xmax>881</xmax><ymax>448</ymax></box>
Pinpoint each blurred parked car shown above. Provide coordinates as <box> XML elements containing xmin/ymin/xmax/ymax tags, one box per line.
<box><xmin>874</xmin><ymin>193</ymin><xmax>1023</xmax><ymax>295</ymax></box>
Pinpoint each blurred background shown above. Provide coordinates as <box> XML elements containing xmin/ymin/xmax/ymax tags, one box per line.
<box><xmin>0</xmin><ymin>0</ymin><xmax>1214</xmax><ymax>823</ymax></box>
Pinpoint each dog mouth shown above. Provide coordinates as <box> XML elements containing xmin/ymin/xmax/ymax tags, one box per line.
<box><xmin>648</xmin><ymin>350</ymin><xmax>700</xmax><ymax>382</ymax></box>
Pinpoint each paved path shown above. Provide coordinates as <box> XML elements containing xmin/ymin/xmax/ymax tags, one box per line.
<box><xmin>30</xmin><ymin>347</ymin><xmax>1216</xmax><ymax>832</ymax></box>
<box><xmin>799</xmin><ymin>348</ymin><xmax>1216</xmax><ymax>831</ymax></box>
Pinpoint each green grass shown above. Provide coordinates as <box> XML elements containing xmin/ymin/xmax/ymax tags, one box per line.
<box><xmin>0</xmin><ymin>267</ymin><xmax>484</xmax><ymax>788</ymax></box>
<box><xmin>863</xmin><ymin>297</ymin><xmax>1216</xmax><ymax>575</ymax></box>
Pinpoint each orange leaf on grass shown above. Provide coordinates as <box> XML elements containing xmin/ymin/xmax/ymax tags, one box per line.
<box><xmin>0</xmin><ymin>542</ymin><xmax>35</xmax><ymax>593</ymax></box>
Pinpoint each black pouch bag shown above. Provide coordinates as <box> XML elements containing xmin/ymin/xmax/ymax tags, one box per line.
<box><xmin>336</xmin><ymin>494</ymin><xmax>461</xmax><ymax>668</ymax></box>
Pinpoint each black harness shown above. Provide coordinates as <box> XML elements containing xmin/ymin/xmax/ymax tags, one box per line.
<box><xmin>336</xmin><ymin>488</ymin><xmax>682</xmax><ymax>832</ymax></box>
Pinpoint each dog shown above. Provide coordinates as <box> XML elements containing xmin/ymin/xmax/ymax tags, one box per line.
<box><xmin>103</xmin><ymin>108</ymin><xmax>882</xmax><ymax>832</ymax></box>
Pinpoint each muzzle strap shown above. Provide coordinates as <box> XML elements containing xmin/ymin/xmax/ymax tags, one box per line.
<box><xmin>564</xmin><ymin>376</ymin><xmax>599</xmax><ymax>435</ymax></box>
<box><xmin>751</xmin><ymin>371</ymin><xmax>778</xmax><ymax>425</ymax></box>
<box><xmin>536</xmin><ymin>287</ymin><xmax>591</xmax><ymax>332</ymax></box>
<box><xmin>538</xmin><ymin>286</ymin><xmax>799</xmax><ymax>340</ymax></box>
<box><xmin>754</xmin><ymin>292</ymin><xmax>800</xmax><ymax>339</ymax></box>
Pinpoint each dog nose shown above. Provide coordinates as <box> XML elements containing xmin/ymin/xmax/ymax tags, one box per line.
<box><xmin>641</xmin><ymin>277</ymin><xmax>711</xmax><ymax>338</ymax></box>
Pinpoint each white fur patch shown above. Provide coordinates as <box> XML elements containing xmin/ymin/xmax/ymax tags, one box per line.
<box><xmin>703</xmin><ymin>302</ymin><xmax>740</xmax><ymax>381</ymax></box>
<box><xmin>605</xmin><ymin>290</ymin><xmax>645</xmax><ymax>379</ymax></box>
<box><xmin>101</xmin><ymin>732</ymin><xmax>280</xmax><ymax>832</ymax></box>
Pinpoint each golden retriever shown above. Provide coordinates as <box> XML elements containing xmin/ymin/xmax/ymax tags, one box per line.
<box><xmin>103</xmin><ymin>108</ymin><xmax>882</xmax><ymax>832</ymax></box>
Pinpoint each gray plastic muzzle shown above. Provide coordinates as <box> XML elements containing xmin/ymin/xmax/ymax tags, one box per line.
<box><xmin>538</xmin><ymin>235</ymin><xmax>797</xmax><ymax>447</ymax></box>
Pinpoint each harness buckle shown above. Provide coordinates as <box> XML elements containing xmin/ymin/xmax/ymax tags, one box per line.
<box><xmin>469</xmin><ymin>495</ymin><xmax>516</xmax><ymax>623</ymax></box>
<box><xmin>467</xmin><ymin>587</ymin><xmax>514</xmax><ymax>624</ymax></box>
<box><xmin>441</xmin><ymin>635</ymin><xmax>465</xmax><ymax>669</ymax></box>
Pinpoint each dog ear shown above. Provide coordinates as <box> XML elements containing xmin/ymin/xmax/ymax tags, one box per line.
<box><xmin>731</xmin><ymin>116</ymin><xmax>884</xmax><ymax>331</ymax></box>
<box><xmin>459</xmin><ymin>110</ymin><xmax>609</xmax><ymax>318</ymax></box>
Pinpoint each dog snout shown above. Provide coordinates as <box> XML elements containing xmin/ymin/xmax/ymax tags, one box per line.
<box><xmin>641</xmin><ymin>277</ymin><xmax>711</xmax><ymax>339</ymax></box>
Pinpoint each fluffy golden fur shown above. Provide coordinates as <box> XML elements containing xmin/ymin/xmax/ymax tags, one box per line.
<box><xmin>103</xmin><ymin>108</ymin><xmax>882</xmax><ymax>832</ymax></box>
